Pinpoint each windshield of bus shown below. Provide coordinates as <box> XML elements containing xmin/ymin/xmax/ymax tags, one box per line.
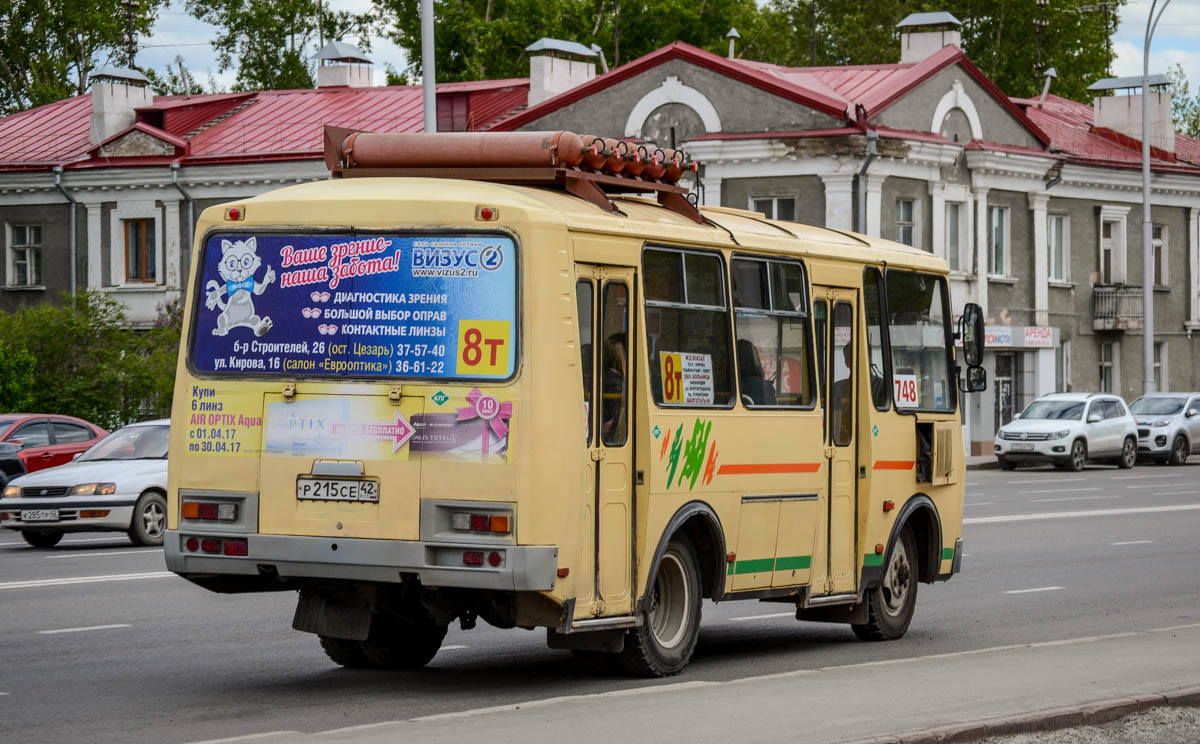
<box><xmin>189</xmin><ymin>233</ymin><xmax>517</xmax><ymax>381</ymax></box>
<box><xmin>1021</xmin><ymin>400</ymin><xmax>1085</xmax><ymax>420</ymax></box>
<box><xmin>1130</xmin><ymin>397</ymin><xmax>1186</xmax><ymax>416</ymax></box>
<box><xmin>80</xmin><ymin>424</ymin><xmax>170</xmax><ymax>461</ymax></box>
<box><xmin>886</xmin><ymin>271</ymin><xmax>953</xmax><ymax>411</ymax></box>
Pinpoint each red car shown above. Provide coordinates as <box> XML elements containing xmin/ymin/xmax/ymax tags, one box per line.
<box><xmin>0</xmin><ymin>415</ymin><xmax>108</xmax><ymax>477</ymax></box>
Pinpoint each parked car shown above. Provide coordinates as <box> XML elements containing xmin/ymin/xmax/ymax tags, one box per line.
<box><xmin>994</xmin><ymin>393</ymin><xmax>1138</xmax><ymax>472</ymax></box>
<box><xmin>1130</xmin><ymin>393</ymin><xmax>1200</xmax><ymax>465</ymax></box>
<box><xmin>0</xmin><ymin>441</ymin><xmax>26</xmax><ymax>490</ymax></box>
<box><xmin>0</xmin><ymin>414</ymin><xmax>108</xmax><ymax>475</ymax></box>
<box><xmin>0</xmin><ymin>420</ymin><xmax>169</xmax><ymax>548</ymax></box>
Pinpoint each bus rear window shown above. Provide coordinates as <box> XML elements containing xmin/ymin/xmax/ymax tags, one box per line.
<box><xmin>189</xmin><ymin>233</ymin><xmax>517</xmax><ymax>380</ymax></box>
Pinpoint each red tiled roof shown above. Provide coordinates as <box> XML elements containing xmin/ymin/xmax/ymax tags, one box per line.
<box><xmin>491</xmin><ymin>42</ymin><xmax>850</xmax><ymax>132</ymax></box>
<box><xmin>0</xmin><ymin>95</ymin><xmax>93</xmax><ymax>168</ymax></box>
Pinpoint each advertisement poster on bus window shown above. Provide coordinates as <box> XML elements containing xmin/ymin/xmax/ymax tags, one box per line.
<box><xmin>190</xmin><ymin>233</ymin><xmax>517</xmax><ymax>381</ymax></box>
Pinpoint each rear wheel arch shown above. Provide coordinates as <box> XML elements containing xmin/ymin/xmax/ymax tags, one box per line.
<box><xmin>885</xmin><ymin>495</ymin><xmax>942</xmax><ymax>584</ymax></box>
<box><xmin>642</xmin><ymin>501</ymin><xmax>726</xmax><ymax>607</ymax></box>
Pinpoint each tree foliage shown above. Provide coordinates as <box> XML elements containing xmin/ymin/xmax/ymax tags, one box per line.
<box><xmin>0</xmin><ymin>293</ymin><xmax>181</xmax><ymax>428</ymax></box>
<box><xmin>758</xmin><ymin>0</ymin><xmax>1123</xmax><ymax>102</ymax></box>
<box><xmin>0</xmin><ymin>0</ymin><xmax>164</xmax><ymax>114</ymax></box>
<box><xmin>1168</xmin><ymin>64</ymin><xmax>1200</xmax><ymax>139</ymax></box>
<box><xmin>184</xmin><ymin>0</ymin><xmax>372</xmax><ymax>91</ymax></box>
<box><xmin>375</xmin><ymin>0</ymin><xmax>762</xmax><ymax>83</ymax></box>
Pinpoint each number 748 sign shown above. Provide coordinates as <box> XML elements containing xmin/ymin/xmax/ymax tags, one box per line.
<box><xmin>893</xmin><ymin>373</ymin><xmax>919</xmax><ymax>408</ymax></box>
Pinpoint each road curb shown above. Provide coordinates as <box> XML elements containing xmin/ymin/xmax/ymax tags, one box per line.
<box><xmin>965</xmin><ymin>460</ymin><xmax>999</xmax><ymax>470</ymax></box>
<box><xmin>842</xmin><ymin>685</ymin><xmax>1200</xmax><ymax>744</ymax></box>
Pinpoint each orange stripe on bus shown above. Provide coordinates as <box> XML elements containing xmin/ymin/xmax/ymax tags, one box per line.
<box><xmin>717</xmin><ymin>463</ymin><xmax>821</xmax><ymax>475</ymax></box>
<box><xmin>873</xmin><ymin>460</ymin><xmax>915</xmax><ymax>470</ymax></box>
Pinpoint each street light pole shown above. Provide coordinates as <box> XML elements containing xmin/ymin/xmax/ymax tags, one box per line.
<box><xmin>1142</xmin><ymin>0</ymin><xmax>1171</xmax><ymax>394</ymax></box>
<box><xmin>421</xmin><ymin>0</ymin><xmax>436</xmax><ymax>133</ymax></box>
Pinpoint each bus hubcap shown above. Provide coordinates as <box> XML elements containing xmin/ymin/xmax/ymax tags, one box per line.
<box><xmin>882</xmin><ymin>544</ymin><xmax>911</xmax><ymax>616</ymax></box>
<box><xmin>649</xmin><ymin>552</ymin><xmax>690</xmax><ymax>649</ymax></box>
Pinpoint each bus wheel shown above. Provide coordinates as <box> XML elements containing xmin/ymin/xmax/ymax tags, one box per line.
<box><xmin>619</xmin><ymin>537</ymin><xmax>702</xmax><ymax>677</ymax></box>
<box><xmin>852</xmin><ymin>527</ymin><xmax>917</xmax><ymax>642</ymax></box>
<box><xmin>359</xmin><ymin>617</ymin><xmax>447</xmax><ymax>670</ymax></box>
<box><xmin>319</xmin><ymin>636</ymin><xmax>371</xmax><ymax>668</ymax></box>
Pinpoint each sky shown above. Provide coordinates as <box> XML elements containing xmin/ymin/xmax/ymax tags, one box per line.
<box><xmin>138</xmin><ymin>0</ymin><xmax>1200</xmax><ymax>97</ymax></box>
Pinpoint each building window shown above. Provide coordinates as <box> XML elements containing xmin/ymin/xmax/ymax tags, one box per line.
<box><xmin>1099</xmin><ymin>342</ymin><xmax>1114</xmax><ymax>393</ymax></box>
<box><xmin>946</xmin><ymin>202</ymin><xmax>962</xmax><ymax>271</ymax></box>
<box><xmin>125</xmin><ymin>219</ymin><xmax>156</xmax><ymax>283</ymax></box>
<box><xmin>896</xmin><ymin>199</ymin><xmax>915</xmax><ymax>246</ymax></box>
<box><xmin>1049</xmin><ymin>214</ymin><xmax>1069</xmax><ymax>281</ymax></box>
<box><xmin>1152</xmin><ymin>224</ymin><xmax>1168</xmax><ymax>286</ymax></box>
<box><xmin>751</xmin><ymin>197</ymin><xmax>795</xmax><ymax>222</ymax></box>
<box><xmin>1097</xmin><ymin>206</ymin><xmax>1130</xmax><ymax>285</ymax></box>
<box><xmin>989</xmin><ymin>206</ymin><xmax>1009</xmax><ymax>276</ymax></box>
<box><xmin>1055</xmin><ymin>340</ymin><xmax>1071</xmax><ymax>392</ymax></box>
<box><xmin>8</xmin><ymin>224</ymin><xmax>42</xmax><ymax>287</ymax></box>
<box><xmin>1154</xmin><ymin>341</ymin><xmax>1166</xmax><ymax>390</ymax></box>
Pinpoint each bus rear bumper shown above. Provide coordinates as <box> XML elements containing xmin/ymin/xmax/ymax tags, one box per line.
<box><xmin>164</xmin><ymin>530</ymin><xmax>559</xmax><ymax>592</ymax></box>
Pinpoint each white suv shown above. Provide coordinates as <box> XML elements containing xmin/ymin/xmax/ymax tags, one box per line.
<box><xmin>1130</xmin><ymin>393</ymin><xmax>1200</xmax><ymax>465</ymax></box>
<box><xmin>994</xmin><ymin>393</ymin><xmax>1138</xmax><ymax>472</ymax></box>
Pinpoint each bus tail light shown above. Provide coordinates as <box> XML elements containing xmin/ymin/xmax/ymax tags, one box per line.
<box><xmin>200</xmin><ymin>538</ymin><xmax>221</xmax><ymax>554</ymax></box>
<box><xmin>223</xmin><ymin>539</ymin><xmax>248</xmax><ymax>556</ymax></box>
<box><xmin>182</xmin><ymin>501</ymin><xmax>238</xmax><ymax>521</ymax></box>
<box><xmin>184</xmin><ymin>535</ymin><xmax>247</xmax><ymax>556</ymax></box>
<box><xmin>451</xmin><ymin>511</ymin><xmax>511</xmax><ymax>534</ymax></box>
<box><xmin>463</xmin><ymin>551</ymin><xmax>484</xmax><ymax>566</ymax></box>
<box><xmin>488</xmin><ymin>551</ymin><xmax>502</xmax><ymax>567</ymax></box>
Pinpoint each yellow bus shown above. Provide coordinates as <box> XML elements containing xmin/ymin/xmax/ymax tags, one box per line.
<box><xmin>166</xmin><ymin>129</ymin><xmax>986</xmax><ymax>677</ymax></box>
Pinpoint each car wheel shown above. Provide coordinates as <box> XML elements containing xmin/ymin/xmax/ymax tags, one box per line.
<box><xmin>1067</xmin><ymin>440</ymin><xmax>1087</xmax><ymax>472</ymax></box>
<box><xmin>358</xmin><ymin>616</ymin><xmax>447</xmax><ymax>670</ymax></box>
<box><xmin>22</xmin><ymin>530</ymin><xmax>63</xmax><ymax>548</ymax></box>
<box><xmin>1169</xmin><ymin>436</ymin><xmax>1189</xmax><ymax>466</ymax></box>
<box><xmin>618</xmin><ymin>536</ymin><xmax>703</xmax><ymax>677</ymax></box>
<box><xmin>853</xmin><ymin>527</ymin><xmax>918</xmax><ymax>641</ymax></box>
<box><xmin>999</xmin><ymin>458</ymin><xmax>1018</xmax><ymax>471</ymax></box>
<box><xmin>1118</xmin><ymin>437</ymin><xmax>1137</xmax><ymax>469</ymax></box>
<box><xmin>128</xmin><ymin>492</ymin><xmax>167</xmax><ymax>546</ymax></box>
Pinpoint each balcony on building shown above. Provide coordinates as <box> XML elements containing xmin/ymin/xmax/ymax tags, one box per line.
<box><xmin>1092</xmin><ymin>284</ymin><xmax>1143</xmax><ymax>331</ymax></box>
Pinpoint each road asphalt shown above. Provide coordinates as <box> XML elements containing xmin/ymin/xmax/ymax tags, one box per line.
<box><xmin>0</xmin><ymin>462</ymin><xmax>1197</xmax><ymax>743</ymax></box>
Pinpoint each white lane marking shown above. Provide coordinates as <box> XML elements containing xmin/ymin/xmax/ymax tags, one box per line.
<box><xmin>1112</xmin><ymin>474</ymin><xmax>1181</xmax><ymax>480</ymax></box>
<box><xmin>1022</xmin><ymin>487</ymin><xmax>1100</xmax><ymax>495</ymax></box>
<box><xmin>1004</xmin><ymin>586</ymin><xmax>1064</xmax><ymax>595</ymax></box>
<box><xmin>1030</xmin><ymin>495</ymin><xmax>1120</xmax><ymax>503</ymax></box>
<box><xmin>38</xmin><ymin>623</ymin><xmax>131</xmax><ymax>635</ymax></box>
<box><xmin>1</xmin><ymin>536</ymin><xmax>133</xmax><ymax>550</ymax></box>
<box><xmin>0</xmin><ymin>571</ymin><xmax>174</xmax><ymax>590</ymax></box>
<box><xmin>45</xmin><ymin>549</ymin><xmax>162</xmax><ymax>559</ymax></box>
<box><xmin>441</xmin><ymin>645</ymin><xmax>469</xmax><ymax>650</ymax></box>
<box><xmin>1154</xmin><ymin>491</ymin><xmax>1200</xmax><ymax>496</ymax></box>
<box><xmin>1111</xmin><ymin>540</ymin><xmax>1154</xmax><ymax>546</ymax></box>
<box><xmin>0</xmin><ymin>692</ymin><xmax>8</xmax><ymax>696</ymax></box>
<box><xmin>1009</xmin><ymin>478</ymin><xmax>1086</xmax><ymax>485</ymax></box>
<box><xmin>411</xmin><ymin>680</ymin><xmax>719</xmax><ymax>723</ymax></box>
<box><xmin>186</xmin><ymin>732</ymin><xmax>301</xmax><ymax>744</ymax></box>
<box><xmin>730</xmin><ymin>611</ymin><xmax>794</xmax><ymax>622</ymax></box>
<box><xmin>965</xmin><ymin>502</ymin><xmax>994</xmax><ymax>507</ymax></box>
<box><xmin>1125</xmin><ymin>484</ymin><xmax>1178</xmax><ymax>489</ymax></box>
<box><xmin>965</xmin><ymin>503</ymin><xmax>1200</xmax><ymax>525</ymax></box>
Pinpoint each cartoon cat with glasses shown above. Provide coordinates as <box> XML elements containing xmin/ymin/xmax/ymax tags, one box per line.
<box><xmin>205</xmin><ymin>237</ymin><xmax>276</xmax><ymax>336</ymax></box>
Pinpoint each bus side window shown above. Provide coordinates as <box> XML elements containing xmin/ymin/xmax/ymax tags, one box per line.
<box><xmin>731</xmin><ymin>256</ymin><xmax>814</xmax><ymax>408</ymax></box>
<box><xmin>863</xmin><ymin>268</ymin><xmax>890</xmax><ymax>410</ymax></box>
<box><xmin>643</xmin><ymin>247</ymin><xmax>734</xmax><ymax>407</ymax></box>
<box><xmin>813</xmin><ymin>300</ymin><xmax>828</xmax><ymax>396</ymax></box>
<box><xmin>885</xmin><ymin>270</ymin><xmax>954</xmax><ymax>412</ymax></box>
<box><xmin>577</xmin><ymin>279</ymin><xmax>594</xmax><ymax>445</ymax></box>
<box><xmin>600</xmin><ymin>282</ymin><xmax>629</xmax><ymax>446</ymax></box>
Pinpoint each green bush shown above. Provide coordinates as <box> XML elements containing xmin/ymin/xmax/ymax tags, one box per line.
<box><xmin>0</xmin><ymin>292</ymin><xmax>181</xmax><ymax>429</ymax></box>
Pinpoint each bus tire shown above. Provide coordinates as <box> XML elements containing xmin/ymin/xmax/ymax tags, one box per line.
<box><xmin>319</xmin><ymin>635</ymin><xmax>372</xmax><ymax>668</ymax></box>
<box><xmin>619</xmin><ymin>536</ymin><xmax>702</xmax><ymax>678</ymax></box>
<box><xmin>852</xmin><ymin>527</ymin><xmax>917</xmax><ymax>642</ymax></box>
<box><xmin>359</xmin><ymin>617</ymin><xmax>447</xmax><ymax>670</ymax></box>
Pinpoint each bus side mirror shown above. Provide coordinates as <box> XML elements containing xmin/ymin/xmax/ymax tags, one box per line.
<box><xmin>958</xmin><ymin>365</ymin><xmax>987</xmax><ymax>393</ymax></box>
<box><xmin>959</xmin><ymin>303</ymin><xmax>985</xmax><ymax>368</ymax></box>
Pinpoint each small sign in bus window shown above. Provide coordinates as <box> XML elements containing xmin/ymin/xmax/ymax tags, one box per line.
<box><xmin>660</xmin><ymin>351</ymin><xmax>714</xmax><ymax>405</ymax></box>
<box><xmin>191</xmin><ymin>234</ymin><xmax>517</xmax><ymax>380</ymax></box>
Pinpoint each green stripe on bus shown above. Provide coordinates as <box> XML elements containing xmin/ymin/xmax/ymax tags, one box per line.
<box><xmin>863</xmin><ymin>553</ymin><xmax>884</xmax><ymax>567</ymax></box>
<box><xmin>727</xmin><ymin>556</ymin><xmax>812</xmax><ymax>575</ymax></box>
<box><xmin>942</xmin><ymin>547</ymin><xmax>954</xmax><ymax>561</ymax></box>
<box><xmin>773</xmin><ymin>555</ymin><xmax>811</xmax><ymax>571</ymax></box>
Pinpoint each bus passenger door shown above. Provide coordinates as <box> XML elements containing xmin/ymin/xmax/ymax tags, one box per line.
<box><xmin>815</xmin><ymin>287</ymin><xmax>858</xmax><ymax>596</ymax></box>
<box><xmin>574</xmin><ymin>264</ymin><xmax>636</xmax><ymax>618</ymax></box>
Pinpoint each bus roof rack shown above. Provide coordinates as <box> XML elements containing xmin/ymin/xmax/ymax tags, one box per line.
<box><xmin>323</xmin><ymin>125</ymin><xmax>705</xmax><ymax>224</ymax></box>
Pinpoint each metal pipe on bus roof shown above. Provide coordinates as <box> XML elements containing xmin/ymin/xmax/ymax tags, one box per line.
<box><xmin>338</xmin><ymin>131</ymin><xmax>586</xmax><ymax>170</ymax></box>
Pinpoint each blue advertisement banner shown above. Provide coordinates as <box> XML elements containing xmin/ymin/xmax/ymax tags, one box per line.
<box><xmin>190</xmin><ymin>233</ymin><xmax>517</xmax><ymax>379</ymax></box>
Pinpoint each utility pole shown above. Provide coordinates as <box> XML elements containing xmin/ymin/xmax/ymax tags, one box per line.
<box><xmin>1034</xmin><ymin>0</ymin><xmax>1049</xmax><ymax>78</ymax></box>
<box><xmin>811</xmin><ymin>0</ymin><xmax>817</xmax><ymax>66</ymax></box>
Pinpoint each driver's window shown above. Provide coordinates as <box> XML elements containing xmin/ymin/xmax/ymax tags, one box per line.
<box><xmin>13</xmin><ymin>422</ymin><xmax>50</xmax><ymax>447</ymax></box>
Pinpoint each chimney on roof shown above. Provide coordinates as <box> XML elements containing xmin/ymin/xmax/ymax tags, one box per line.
<box><xmin>896</xmin><ymin>12</ymin><xmax>962</xmax><ymax>64</ymax></box>
<box><xmin>1088</xmin><ymin>75</ymin><xmax>1175</xmax><ymax>154</ymax></box>
<box><xmin>89</xmin><ymin>67</ymin><xmax>154</xmax><ymax>145</ymax></box>
<box><xmin>315</xmin><ymin>41</ymin><xmax>373</xmax><ymax>88</ymax></box>
<box><xmin>526</xmin><ymin>38</ymin><xmax>597</xmax><ymax>106</ymax></box>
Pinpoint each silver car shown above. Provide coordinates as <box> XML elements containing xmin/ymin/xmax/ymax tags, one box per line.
<box><xmin>1130</xmin><ymin>393</ymin><xmax>1200</xmax><ymax>465</ymax></box>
